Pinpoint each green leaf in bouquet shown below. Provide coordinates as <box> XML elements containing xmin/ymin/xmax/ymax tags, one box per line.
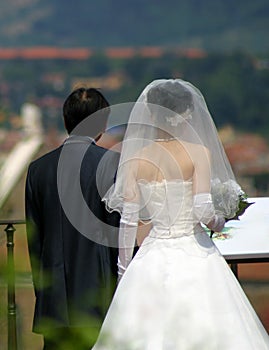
<box><xmin>226</xmin><ymin>197</ymin><xmax>254</xmax><ymax>221</ymax></box>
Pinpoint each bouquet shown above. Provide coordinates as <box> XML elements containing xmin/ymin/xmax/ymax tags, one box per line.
<box><xmin>210</xmin><ymin>179</ymin><xmax>254</xmax><ymax>238</ymax></box>
<box><xmin>226</xmin><ymin>192</ymin><xmax>254</xmax><ymax>221</ymax></box>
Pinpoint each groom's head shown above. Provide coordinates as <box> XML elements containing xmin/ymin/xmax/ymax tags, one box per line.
<box><xmin>63</xmin><ymin>87</ymin><xmax>110</xmax><ymax>138</ymax></box>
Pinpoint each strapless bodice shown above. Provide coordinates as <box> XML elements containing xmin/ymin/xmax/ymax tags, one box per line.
<box><xmin>138</xmin><ymin>180</ymin><xmax>197</xmax><ymax>239</ymax></box>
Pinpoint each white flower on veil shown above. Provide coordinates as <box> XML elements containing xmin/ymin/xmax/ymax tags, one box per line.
<box><xmin>165</xmin><ymin>113</ymin><xmax>192</xmax><ymax>126</ymax></box>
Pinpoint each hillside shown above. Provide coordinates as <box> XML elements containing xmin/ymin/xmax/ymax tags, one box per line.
<box><xmin>0</xmin><ymin>0</ymin><xmax>269</xmax><ymax>53</ymax></box>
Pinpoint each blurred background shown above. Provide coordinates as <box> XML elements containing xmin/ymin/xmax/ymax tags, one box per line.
<box><xmin>0</xmin><ymin>0</ymin><xmax>269</xmax><ymax>348</ymax></box>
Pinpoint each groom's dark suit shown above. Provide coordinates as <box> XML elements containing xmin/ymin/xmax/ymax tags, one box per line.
<box><xmin>25</xmin><ymin>137</ymin><xmax>120</xmax><ymax>345</ymax></box>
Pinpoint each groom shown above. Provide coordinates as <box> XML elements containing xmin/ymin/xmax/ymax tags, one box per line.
<box><xmin>25</xmin><ymin>87</ymin><xmax>120</xmax><ymax>349</ymax></box>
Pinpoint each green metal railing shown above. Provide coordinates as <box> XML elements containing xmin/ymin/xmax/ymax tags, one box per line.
<box><xmin>0</xmin><ymin>220</ymin><xmax>25</xmax><ymax>350</ymax></box>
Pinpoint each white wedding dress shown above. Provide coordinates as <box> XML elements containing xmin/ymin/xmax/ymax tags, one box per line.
<box><xmin>93</xmin><ymin>180</ymin><xmax>269</xmax><ymax>350</ymax></box>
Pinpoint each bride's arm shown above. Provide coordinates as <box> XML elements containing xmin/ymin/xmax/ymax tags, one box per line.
<box><xmin>192</xmin><ymin>146</ymin><xmax>225</xmax><ymax>232</ymax></box>
<box><xmin>137</xmin><ymin>221</ymin><xmax>152</xmax><ymax>246</ymax></box>
<box><xmin>117</xmin><ymin>201</ymin><xmax>139</xmax><ymax>282</ymax></box>
<box><xmin>117</xmin><ymin>157</ymin><xmax>141</xmax><ymax>282</ymax></box>
<box><xmin>193</xmin><ymin>193</ymin><xmax>225</xmax><ymax>232</ymax></box>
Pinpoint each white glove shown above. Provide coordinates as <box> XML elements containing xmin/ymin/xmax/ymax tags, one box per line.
<box><xmin>193</xmin><ymin>193</ymin><xmax>225</xmax><ymax>232</ymax></box>
<box><xmin>117</xmin><ymin>202</ymin><xmax>139</xmax><ymax>282</ymax></box>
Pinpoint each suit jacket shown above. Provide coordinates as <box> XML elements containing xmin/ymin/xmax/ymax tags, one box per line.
<box><xmin>25</xmin><ymin>136</ymin><xmax>120</xmax><ymax>333</ymax></box>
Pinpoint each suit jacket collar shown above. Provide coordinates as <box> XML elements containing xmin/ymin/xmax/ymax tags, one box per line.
<box><xmin>64</xmin><ymin>135</ymin><xmax>95</xmax><ymax>145</ymax></box>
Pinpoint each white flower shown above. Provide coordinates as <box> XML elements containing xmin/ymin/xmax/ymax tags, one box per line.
<box><xmin>211</xmin><ymin>179</ymin><xmax>243</xmax><ymax>219</ymax></box>
<box><xmin>165</xmin><ymin>113</ymin><xmax>192</xmax><ymax>126</ymax></box>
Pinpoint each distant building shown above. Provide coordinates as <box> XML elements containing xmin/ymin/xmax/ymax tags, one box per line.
<box><xmin>220</xmin><ymin>126</ymin><xmax>269</xmax><ymax>196</ymax></box>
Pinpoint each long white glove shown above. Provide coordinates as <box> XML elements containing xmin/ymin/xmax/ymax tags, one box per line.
<box><xmin>193</xmin><ymin>193</ymin><xmax>225</xmax><ymax>232</ymax></box>
<box><xmin>117</xmin><ymin>201</ymin><xmax>139</xmax><ymax>282</ymax></box>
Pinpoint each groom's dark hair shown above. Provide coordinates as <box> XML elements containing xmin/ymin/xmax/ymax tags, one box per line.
<box><xmin>63</xmin><ymin>87</ymin><xmax>110</xmax><ymax>134</ymax></box>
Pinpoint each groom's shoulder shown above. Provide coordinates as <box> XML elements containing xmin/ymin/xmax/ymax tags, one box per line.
<box><xmin>87</xmin><ymin>143</ymin><xmax>120</xmax><ymax>162</ymax></box>
<box><xmin>82</xmin><ymin>144</ymin><xmax>120</xmax><ymax>177</ymax></box>
<box><xmin>28</xmin><ymin>145</ymin><xmax>62</xmax><ymax>171</ymax></box>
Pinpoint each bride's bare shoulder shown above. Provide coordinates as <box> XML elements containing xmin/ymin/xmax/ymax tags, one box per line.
<box><xmin>181</xmin><ymin>140</ymin><xmax>210</xmax><ymax>154</ymax></box>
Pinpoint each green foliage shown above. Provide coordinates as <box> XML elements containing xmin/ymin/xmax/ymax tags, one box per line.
<box><xmin>39</xmin><ymin>320</ymin><xmax>101</xmax><ymax>349</ymax></box>
<box><xmin>1</xmin><ymin>52</ymin><xmax>269</xmax><ymax>138</ymax></box>
<box><xmin>0</xmin><ymin>0</ymin><xmax>269</xmax><ymax>52</ymax></box>
<box><xmin>228</xmin><ymin>196</ymin><xmax>254</xmax><ymax>221</ymax></box>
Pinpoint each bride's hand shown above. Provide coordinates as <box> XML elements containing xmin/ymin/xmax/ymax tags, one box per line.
<box><xmin>207</xmin><ymin>215</ymin><xmax>225</xmax><ymax>232</ymax></box>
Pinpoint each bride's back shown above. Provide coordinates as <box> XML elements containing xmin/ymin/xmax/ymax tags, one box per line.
<box><xmin>136</xmin><ymin>140</ymin><xmax>210</xmax><ymax>194</ymax></box>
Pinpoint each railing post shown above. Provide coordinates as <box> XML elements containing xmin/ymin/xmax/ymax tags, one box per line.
<box><xmin>231</xmin><ymin>263</ymin><xmax>238</xmax><ymax>279</ymax></box>
<box><xmin>5</xmin><ymin>223</ymin><xmax>17</xmax><ymax>350</ymax></box>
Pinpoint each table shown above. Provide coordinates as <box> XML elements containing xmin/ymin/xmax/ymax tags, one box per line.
<box><xmin>213</xmin><ymin>197</ymin><xmax>269</xmax><ymax>277</ymax></box>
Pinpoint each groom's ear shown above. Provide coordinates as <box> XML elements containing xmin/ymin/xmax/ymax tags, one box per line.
<box><xmin>63</xmin><ymin>118</ymin><xmax>69</xmax><ymax>134</ymax></box>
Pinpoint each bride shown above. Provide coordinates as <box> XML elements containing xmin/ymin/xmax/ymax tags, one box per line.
<box><xmin>93</xmin><ymin>79</ymin><xmax>269</xmax><ymax>349</ymax></box>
